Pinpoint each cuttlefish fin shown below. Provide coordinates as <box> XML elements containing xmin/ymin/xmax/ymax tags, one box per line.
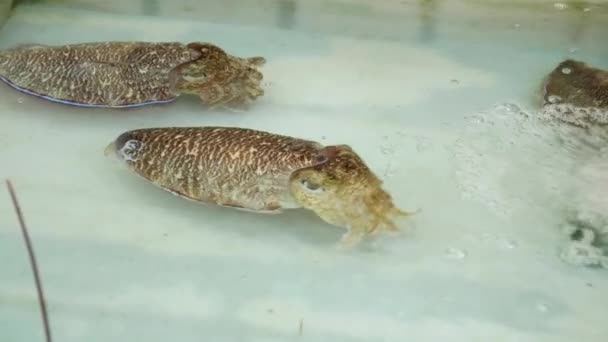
<box><xmin>13</xmin><ymin>43</ymin><xmax>48</xmax><ymax>49</ymax></box>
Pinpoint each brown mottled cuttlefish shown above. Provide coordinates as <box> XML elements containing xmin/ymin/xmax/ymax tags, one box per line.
<box><xmin>540</xmin><ymin>59</ymin><xmax>608</xmax><ymax>128</ymax></box>
<box><xmin>105</xmin><ymin>127</ymin><xmax>414</xmax><ymax>248</ymax></box>
<box><xmin>0</xmin><ymin>41</ymin><xmax>265</xmax><ymax>109</ymax></box>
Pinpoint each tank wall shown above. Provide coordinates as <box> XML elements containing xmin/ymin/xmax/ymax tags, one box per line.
<box><xmin>0</xmin><ymin>0</ymin><xmax>13</xmax><ymax>28</ymax></box>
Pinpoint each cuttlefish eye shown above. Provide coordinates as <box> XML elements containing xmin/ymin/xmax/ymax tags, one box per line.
<box><xmin>300</xmin><ymin>179</ymin><xmax>324</xmax><ymax>192</ymax></box>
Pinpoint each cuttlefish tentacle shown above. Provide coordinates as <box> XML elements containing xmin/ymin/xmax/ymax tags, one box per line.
<box><xmin>172</xmin><ymin>42</ymin><xmax>265</xmax><ymax>109</ymax></box>
<box><xmin>289</xmin><ymin>144</ymin><xmax>416</xmax><ymax>248</ymax></box>
<box><xmin>337</xmin><ymin>205</ymin><xmax>415</xmax><ymax>250</ymax></box>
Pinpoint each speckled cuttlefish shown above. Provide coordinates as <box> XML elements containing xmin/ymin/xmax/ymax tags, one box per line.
<box><xmin>0</xmin><ymin>41</ymin><xmax>265</xmax><ymax>109</ymax></box>
<box><xmin>538</xmin><ymin>59</ymin><xmax>608</xmax><ymax>267</ymax></box>
<box><xmin>539</xmin><ymin>59</ymin><xmax>608</xmax><ymax>128</ymax></box>
<box><xmin>105</xmin><ymin>127</ymin><xmax>415</xmax><ymax>248</ymax></box>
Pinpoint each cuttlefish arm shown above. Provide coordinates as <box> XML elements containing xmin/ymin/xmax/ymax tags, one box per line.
<box><xmin>171</xmin><ymin>42</ymin><xmax>266</xmax><ymax>109</ymax></box>
<box><xmin>289</xmin><ymin>145</ymin><xmax>419</xmax><ymax>249</ymax></box>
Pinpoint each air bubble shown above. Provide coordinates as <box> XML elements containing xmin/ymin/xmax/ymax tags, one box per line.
<box><xmin>445</xmin><ymin>247</ymin><xmax>467</xmax><ymax>259</ymax></box>
<box><xmin>415</xmin><ymin>137</ymin><xmax>432</xmax><ymax>152</ymax></box>
<box><xmin>559</xmin><ymin>242</ymin><xmax>604</xmax><ymax>266</ymax></box>
<box><xmin>502</xmin><ymin>239</ymin><xmax>518</xmax><ymax>249</ymax></box>
<box><xmin>380</xmin><ymin>145</ymin><xmax>395</xmax><ymax>155</ymax></box>
<box><xmin>383</xmin><ymin>163</ymin><xmax>396</xmax><ymax>177</ymax></box>
<box><xmin>553</xmin><ymin>3</ymin><xmax>567</xmax><ymax>10</ymax></box>
<box><xmin>416</xmin><ymin>142</ymin><xmax>430</xmax><ymax>152</ymax></box>
<box><xmin>536</xmin><ymin>303</ymin><xmax>549</xmax><ymax>313</ymax></box>
<box><xmin>17</xmin><ymin>98</ymin><xmax>24</xmax><ymax>104</ymax></box>
<box><xmin>579</xmin><ymin>228</ymin><xmax>596</xmax><ymax>244</ymax></box>
<box><xmin>497</xmin><ymin>103</ymin><xmax>521</xmax><ymax>113</ymax></box>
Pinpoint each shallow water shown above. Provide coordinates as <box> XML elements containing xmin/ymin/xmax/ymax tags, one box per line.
<box><xmin>1</xmin><ymin>1</ymin><xmax>608</xmax><ymax>341</ymax></box>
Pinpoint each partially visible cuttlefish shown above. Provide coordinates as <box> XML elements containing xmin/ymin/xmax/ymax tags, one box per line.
<box><xmin>0</xmin><ymin>41</ymin><xmax>265</xmax><ymax>109</ymax></box>
<box><xmin>537</xmin><ymin>59</ymin><xmax>608</xmax><ymax>267</ymax></box>
<box><xmin>539</xmin><ymin>59</ymin><xmax>608</xmax><ymax>128</ymax></box>
<box><xmin>104</xmin><ymin>127</ymin><xmax>414</xmax><ymax>248</ymax></box>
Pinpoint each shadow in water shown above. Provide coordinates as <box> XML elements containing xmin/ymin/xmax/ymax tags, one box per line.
<box><xmin>417</xmin><ymin>0</ymin><xmax>439</xmax><ymax>44</ymax></box>
<box><xmin>277</xmin><ymin>0</ymin><xmax>297</xmax><ymax>29</ymax></box>
<box><xmin>142</xmin><ymin>0</ymin><xmax>160</xmax><ymax>16</ymax></box>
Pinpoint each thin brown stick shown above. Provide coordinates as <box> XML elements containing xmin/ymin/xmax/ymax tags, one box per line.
<box><xmin>6</xmin><ymin>180</ymin><xmax>53</xmax><ymax>342</ymax></box>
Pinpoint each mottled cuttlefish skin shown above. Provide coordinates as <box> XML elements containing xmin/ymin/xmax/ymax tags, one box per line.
<box><xmin>540</xmin><ymin>59</ymin><xmax>608</xmax><ymax>128</ymax></box>
<box><xmin>105</xmin><ymin>127</ymin><xmax>330</xmax><ymax>213</ymax></box>
<box><xmin>0</xmin><ymin>41</ymin><xmax>265</xmax><ymax>108</ymax></box>
<box><xmin>105</xmin><ymin>127</ymin><xmax>413</xmax><ymax>248</ymax></box>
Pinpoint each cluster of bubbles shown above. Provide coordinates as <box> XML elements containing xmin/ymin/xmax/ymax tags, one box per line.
<box><xmin>450</xmin><ymin>103</ymin><xmax>569</xmax><ymax>218</ymax></box>
<box><xmin>450</xmin><ymin>102</ymin><xmax>608</xmax><ymax>268</ymax></box>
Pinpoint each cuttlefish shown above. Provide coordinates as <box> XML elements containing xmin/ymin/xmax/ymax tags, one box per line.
<box><xmin>538</xmin><ymin>59</ymin><xmax>608</xmax><ymax>268</ymax></box>
<box><xmin>105</xmin><ymin>127</ymin><xmax>414</xmax><ymax>248</ymax></box>
<box><xmin>540</xmin><ymin>59</ymin><xmax>608</xmax><ymax>128</ymax></box>
<box><xmin>0</xmin><ymin>41</ymin><xmax>265</xmax><ymax>109</ymax></box>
